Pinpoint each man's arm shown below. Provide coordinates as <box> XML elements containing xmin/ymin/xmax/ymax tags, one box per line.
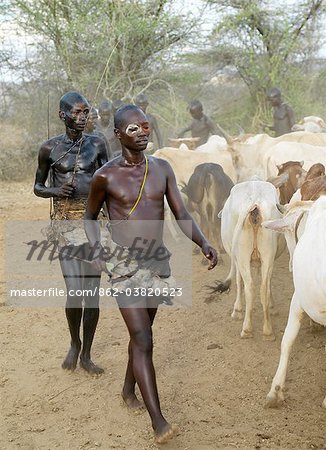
<box><xmin>162</xmin><ymin>160</ymin><xmax>218</xmax><ymax>269</ymax></box>
<box><xmin>177</xmin><ymin>124</ymin><xmax>191</xmax><ymax>138</ymax></box>
<box><xmin>34</xmin><ymin>143</ymin><xmax>74</xmax><ymax>198</ymax></box>
<box><xmin>206</xmin><ymin>116</ymin><xmax>219</xmax><ymax>135</ymax></box>
<box><xmin>84</xmin><ymin>171</ymin><xmax>108</xmax><ymax>271</ymax></box>
<box><xmin>286</xmin><ymin>104</ymin><xmax>295</xmax><ymax>130</ymax></box>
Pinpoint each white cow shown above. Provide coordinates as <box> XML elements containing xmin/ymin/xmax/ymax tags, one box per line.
<box><xmin>263</xmin><ymin>141</ymin><xmax>326</xmax><ymax>179</ymax></box>
<box><xmin>153</xmin><ymin>146</ymin><xmax>237</xmax><ymax>183</ymax></box>
<box><xmin>292</xmin><ymin>116</ymin><xmax>326</xmax><ymax>133</ymax></box>
<box><xmin>195</xmin><ymin>135</ymin><xmax>228</xmax><ymax>153</ymax></box>
<box><xmin>216</xmin><ymin>180</ymin><xmax>281</xmax><ymax>340</ymax></box>
<box><xmin>227</xmin><ymin>132</ymin><xmax>326</xmax><ymax>181</ymax></box>
<box><xmin>263</xmin><ymin>196</ymin><xmax>326</xmax><ymax>408</ymax></box>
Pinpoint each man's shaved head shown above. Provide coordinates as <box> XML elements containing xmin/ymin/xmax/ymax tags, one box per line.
<box><xmin>267</xmin><ymin>87</ymin><xmax>281</xmax><ymax>98</ymax></box>
<box><xmin>98</xmin><ymin>100</ymin><xmax>112</xmax><ymax>114</ymax></box>
<box><xmin>135</xmin><ymin>94</ymin><xmax>148</xmax><ymax>105</ymax></box>
<box><xmin>114</xmin><ymin>104</ymin><xmax>145</xmax><ymax>130</ymax></box>
<box><xmin>59</xmin><ymin>91</ymin><xmax>89</xmax><ymax>112</ymax></box>
<box><xmin>189</xmin><ymin>100</ymin><xmax>203</xmax><ymax>111</ymax></box>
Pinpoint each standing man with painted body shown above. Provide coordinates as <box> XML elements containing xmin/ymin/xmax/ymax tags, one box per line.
<box><xmin>34</xmin><ymin>91</ymin><xmax>107</xmax><ymax>375</ymax></box>
<box><xmin>84</xmin><ymin>104</ymin><xmax>218</xmax><ymax>443</ymax></box>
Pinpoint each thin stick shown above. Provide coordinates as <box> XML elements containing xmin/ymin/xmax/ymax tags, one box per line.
<box><xmin>48</xmin><ymin>379</ymin><xmax>89</xmax><ymax>401</ymax></box>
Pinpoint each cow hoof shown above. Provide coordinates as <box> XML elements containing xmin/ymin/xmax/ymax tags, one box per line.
<box><xmin>263</xmin><ymin>333</ymin><xmax>276</xmax><ymax>342</ymax></box>
<box><xmin>240</xmin><ymin>329</ymin><xmax>253</xmax><ymax>339</ymax></box>
<box><xmin>265</xmin><ymin>388</ymin><xmax>284</xmax><ymax>408</ymax></box>
<box><xmin>231</xmin><ymin>310</ymin><xmax>243</xmax><ymax>321</ymax></box>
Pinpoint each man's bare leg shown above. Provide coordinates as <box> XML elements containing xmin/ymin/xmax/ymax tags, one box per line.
<box><xmin>80</xmin><ymin>307</ymin><xmax>104</xmax><ymax>375</ymax></box>
<box><xmin>121</xmin><ymin>307</ymin><xmax>158</xmax><ymax>411</ymax></box>
<box><xmin>79</xmin><ymin>261</ymin><xmax>103</xmax><ymax>374</ymax></box>
<box><xmin>121</xmin><ymin>341</ymin><xmax>145</xmax><ymax>412</ymax></box>
<box><xmin>119</xmin><ymin>306</ymin><xmax>177</xmax><ymax>443</ymax></box>
<box><xmin>62</xmin><ymin>306</ymin><xmax>82</xmax><ymax>370</ymax></box>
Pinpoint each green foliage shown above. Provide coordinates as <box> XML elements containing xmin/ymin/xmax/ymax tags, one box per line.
<box><xmin>11</xmin><ymin>0</ymin><xmax>194</xmax><ymax>101</ymax></box>
<box><xmin>206</xmin><ymin>0</ymin><xmax>326</xmax><ymax>127</ymax></box>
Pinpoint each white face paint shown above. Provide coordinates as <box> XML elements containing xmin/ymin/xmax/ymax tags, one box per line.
<box><xmin>125</xmin><ymin>122</ymin><xmax>150</xmax><ymax>136</ymax></box>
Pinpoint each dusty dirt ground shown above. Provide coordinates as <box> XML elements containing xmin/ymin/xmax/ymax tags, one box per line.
<box><xmin>0</xmin><ymin>181</ymin><xmax>326</xmax><ymax>450</ymax></box>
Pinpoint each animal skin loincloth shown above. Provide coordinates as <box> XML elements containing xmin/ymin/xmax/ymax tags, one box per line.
<box><xmin>44</xmin><ymin>198</ymin><xmax>109</xmax><ymax>247</ymax></box>
<box><xmin>105</xmin><ymin>239</ymin><xmax>176</xmax><ymax>294</ymax></box>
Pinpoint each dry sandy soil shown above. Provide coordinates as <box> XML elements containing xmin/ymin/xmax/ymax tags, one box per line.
<box><xmin>0</xmin><ymin>181</ymin><xmax>326</xmax><ymax>450</ymax></box>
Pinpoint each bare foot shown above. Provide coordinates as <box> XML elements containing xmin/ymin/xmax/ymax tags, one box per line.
<box><xmin>121</xmin><ymin>392</ymin><xmax>145</xmax><ymax>414</ymax></box>
<box><xmin>154</xmin><ymin>423</ymin><xmax>178</xmax><ymax>444</ymax></box>
<box><xmin>79</xmin><ymin>356</ymin><xmax>104</xmax><ymax>375</ymax></box>
<box><xmin>62</xmin><ymin>345</ymin><xmax>80</xmax><ymax>371</ymax></box>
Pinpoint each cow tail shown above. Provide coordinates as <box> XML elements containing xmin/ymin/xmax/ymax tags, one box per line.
<box><xmin>248</xmin><ymin>205</ymin><xmax>262</xmax><ymax>261</ymax></box>
<box><xmin>213</xmin><ymin>209</ymin><xmax>246</xmax><ymax>293</ymax></box>
<box><xmin>214</xmin><ymin>261</ymin><xmax>235</xmax><ymax>293</ymax></box>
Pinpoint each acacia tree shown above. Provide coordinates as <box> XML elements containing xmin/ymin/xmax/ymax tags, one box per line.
<box><xmin>10</xmin><ymin>0</ymin><xmax>195</xmax><ymax>101</ymax></box>
<box><xmin>208</xmin><ymin>0</ymin><xmax>325</xmax><ymax>93</ymax></box>
<box><xmin>205</xmin><ymin>0</ymin><xmax>326</xmax><ymax>128</ymax></box>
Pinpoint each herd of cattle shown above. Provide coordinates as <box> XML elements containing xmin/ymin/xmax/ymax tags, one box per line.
<box><xmin>153</xmin><ymin>115</ymin><xmax>326</xmax><ymax>410</ymax></box>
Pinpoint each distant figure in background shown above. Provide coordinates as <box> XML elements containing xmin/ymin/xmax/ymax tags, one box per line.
<box><xmin>97</xmin><ymin>100</ymin><xmax>121</xmax><ymax>157</ymax></box>
<box><xmin>135</xmin><ymin>93</ymin><xmax>163</xmax><ymax>149</ymax></box>
<box><xmin>85</xmin><ymin>107</ymin><xmax>111</xmax><ymax>159</ymax></box>
<box><xmin>267</xmin><ymin>88</ymin><xmax>295</xmax><ymax>137</ymax></box>
<box><xmin>178</xmin><ymin>100</ymin><xmax>221</xmax><ymax>146</ymax></box>
<box><xmin>112</xmin><ymin>98</ymin><xmax>125</xmax><ymax>114</ymax></box>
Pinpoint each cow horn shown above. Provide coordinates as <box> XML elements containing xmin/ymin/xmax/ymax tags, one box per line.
<box><xmin>267</xmin><ymin>172</ymin><xmax>289</xmax><ymax>188</ymax></box>
<box><xmin>299</xmin><ymin>161</ymin><xmax>304</xmax><ymax>167</ymax></box>
<box><xmin>276</xmin><ymin>203</ymin><xmax>286</xmax><ymax>213</ymax></box>
<box><xmin>215</xmin><ymin>123</ymin><xmax>233</xmax><ymax>145</ymax></box>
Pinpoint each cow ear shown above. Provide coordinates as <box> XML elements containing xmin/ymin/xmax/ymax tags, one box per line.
<box><xmin>262</xmin><ymin>219</ymin><xmax>289</xmax><ymax>232</ymax></box>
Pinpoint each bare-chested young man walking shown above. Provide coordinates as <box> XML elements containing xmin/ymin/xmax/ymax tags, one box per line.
<box><xmin>34</xmin><ymin>91</ymin><xmax>107</xmax><ymax>375</ymax></box>
<box><xmin>84</xmin><ymin>104</ymin><xmax>218</xmax><ymax>443</ymax></box>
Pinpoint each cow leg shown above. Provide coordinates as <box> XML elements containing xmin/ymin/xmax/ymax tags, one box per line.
<box><xmin>260</xmin><ymin>261</ymin><xmax>275</xmax><ymax>341</ymax></box>
<box><xmin>231</xmin><ymin>266</ymin><xmax>243</xmax><ymax>321</ymax></box>
<box><xmin>238</xmin><ymin>259</ymin><xmax>254</xmax><ymax>339</ymax></box>
<box><xmin>265</xmin><ymin>295</ymin><xmax>303</xmax><ymax>408</ymax></box>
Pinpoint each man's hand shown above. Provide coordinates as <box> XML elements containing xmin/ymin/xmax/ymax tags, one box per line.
<box><xmin>54</xmin><ymin>183</ymin><xmax>75</xmax><ymax>198</ymax></box>
<box><xmin>91</xmin><ymin>247</ymin><xmax>111</xmax><ymax>273</ymax></box>
<box><xmin>201</xmin><ymin>242</ymin><xmax>218</xmax><ymax>270</ymax></box>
